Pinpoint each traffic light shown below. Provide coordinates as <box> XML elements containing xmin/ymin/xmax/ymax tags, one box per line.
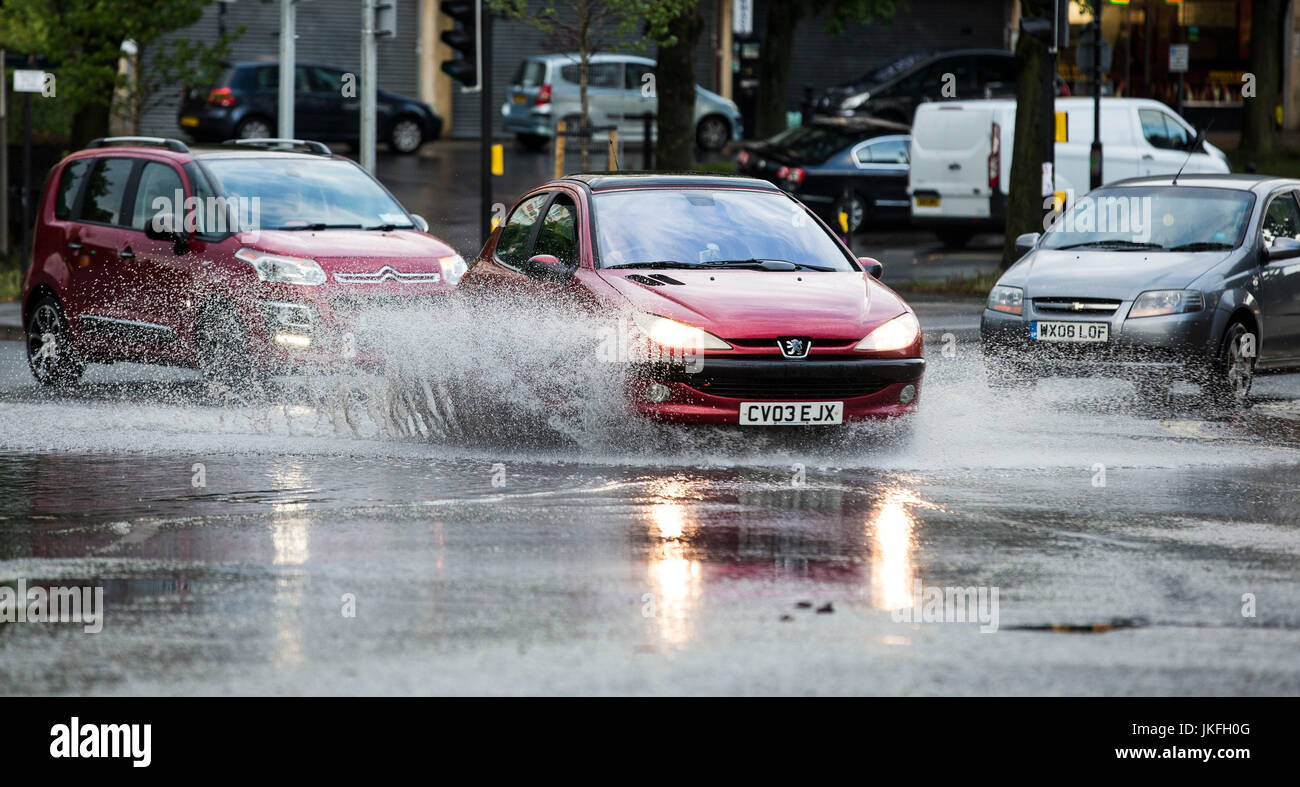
<box><xmin>441</xmin><ymin>0</ymin><xmax>480</xmax><ymax>89</ymax></box>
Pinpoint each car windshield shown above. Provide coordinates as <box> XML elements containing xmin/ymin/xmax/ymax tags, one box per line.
<box><xmin>1038</xmin><ymin>186</ymin><xmax>1256</xmax><ymax>251</ymax></box>
<box><xmin>592</xmin><ymin>188</ymin><xmax>856</xmax><ymax>271</ymax></box>
<box><xmin>199</xmin><ymin>157</ymin><xmax>413</xmax><ymax>230</ymax></box>
<box><xmin>763</xmin><ymin>125</ymin><xmax>863</xmax><ymax>163</ymax></box>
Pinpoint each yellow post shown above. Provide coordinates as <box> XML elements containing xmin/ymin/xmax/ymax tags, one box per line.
<box><xmin>608</xmin><ymin>128</ymin><xmax>618</xmax><ymax>171</ymax></box>
<box><xmin>554</xmin><ymin>120</ymin><xmax>566</xmax><ymax>178</ymax></box>
<box><xmin>491</xmin><ymin>143</ymin><xmax>503</xmax><ymax>176</ymax></box>
<box><xmin>1054</xmin><ymin>111</ymin><xmax>1068</xmax><ymax>143</ymax></box>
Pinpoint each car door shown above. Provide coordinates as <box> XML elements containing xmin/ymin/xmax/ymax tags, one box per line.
<box><xmin>852</xmin><ymin>136</ymin><xmax>911</xmax><ymax>220</ymax></box>
<box><xmin>124</xmin><ymin>159</ymin><xmax>192</xmax><ymax>355</ymax></box>
<box><xmin>623</xmin><ymin>61</ymin><xmax>656</xmax><ymax>142</ymax></box>
<box><xmin>1256</xmin><ymin>190</ymin><xmax>1300</xmax><ymax>361</ymax></box>
<box><xmin>586</xmin><ymin>62</ymin><xmax>628</xmax><ymax>137</ymax></box>
<box><xmin>304</xmin><ymin>66</ymin><xmax>356</xmax><ymax>140</ymax></box>
<box><xmin>249</xmin><ymin>65</ymin><xmax>320</xmax><ymax>137</ymax></box>
<box><xmin>70</xmin><ymin>157</ymin><xmax>141</xmax><ymax>348</ymax></box>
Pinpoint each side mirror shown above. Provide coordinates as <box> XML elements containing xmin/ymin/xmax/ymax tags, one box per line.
<box><xmin>145</xmin><ymin>212</ymin><xmax>188</xmax><ymax>255</ymax></box>
<box><xmin>858</xmin><ymin>256</ymin><xmax>884</xmax><ymax>278</ymax></box>
<box><xmin>1015</xmin><ymin>232</ymin><xmax>1041</xmax><ymax>255</ymax></box>
<box><xmin>524</xmin><ymin>253</ymin><xmax>573</xmax><ymax>282</ymax></box>
<box><xmin>411</xmin><ymin>214</ymin><xmax>429</xmax><ymax>233</ymax></box>
<box><xmin>1264</xmin><ymin>237</ymin><xmax>1300</xmax><ymax>263</ymax></box>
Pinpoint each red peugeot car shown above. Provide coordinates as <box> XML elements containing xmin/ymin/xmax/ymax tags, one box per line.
<box><xmin>462</xmin><ymin>173</ymin><xmax>923</xmax><ymax>425</ymax></box>
<box><xmin>22</xmin><ymin>136</ymin><xmax>464</xmax><ymax>386</ymax></box>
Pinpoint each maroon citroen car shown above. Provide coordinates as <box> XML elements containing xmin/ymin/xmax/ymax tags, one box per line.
<box><xmin>22</xmin><ymin>136</ymin><xmax>465</xmax><ymax>386</ymax></box>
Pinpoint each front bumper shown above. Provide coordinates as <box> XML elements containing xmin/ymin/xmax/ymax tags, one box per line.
<box><xmin>980</xmin><ymin>306</ymin><xmax>1218</xmax><ymax>380</ymax></box>
<box><xmin>628</xmin><ymin>356</ymin><xmax>924</xmax><ymax>424</ymax></box>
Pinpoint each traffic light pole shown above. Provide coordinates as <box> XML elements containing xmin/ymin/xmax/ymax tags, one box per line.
<box><xmin>479</xmin><ymin>2</ymin><xmax>492</xmax><ymax>245</ymax></box>
<box><xmin>279</xmin><ymin>0</ymin><xmax>295</xmax><ymax>138</ymax></box>
<box><xmin>362</xmin><ymin>0</ymin><xmax>378</xmax><ymax>173</ymax></box>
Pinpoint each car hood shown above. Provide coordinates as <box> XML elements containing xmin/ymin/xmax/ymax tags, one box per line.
<box><xmin>1017</xmin><ymin>248</ymin><xmax>1235</xmax><ymax>298</ymax></box>
<box><xmin>597</xmin><ymin>269</ymin><xmax>909</xmax><ymax>340</ymax></box>
<box><xmin>235</xmin><ymin>229</ymin><xmax>458</xmax><ymax>272</ymax></box>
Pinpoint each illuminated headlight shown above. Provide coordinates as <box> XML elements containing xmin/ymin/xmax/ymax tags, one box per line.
<box><xmin>1128</xmin><ymin>289</ymin><xmax>1204</xmax><ymax>319</ymax></box>
<box><xmin>987</xmin><ymin>285</ymin><xmax>1023</xmax><ymax>315</ymax></box>
<box><xmin>855</xmin><ymin>312</ymin><xmax>920</xmax><ymax>352</ymax></box>
<box><xmin>439</xmin><ymin>253</ymin><xmax>468</xmax><ymax>286</ymax></box>
<box><xmin>236</xmin><ymin>248</ymin><xmax>326</xmax><ymax>285</ymax></box>
<box><xmin>261</xmin><ymin>301</ymin><xmax>314</xmax><ymax>331</ymax></box>
<box><xmin>632</xmin><ymin>312</ymin><xmax>731</xmax><ymax>351</ymax></box>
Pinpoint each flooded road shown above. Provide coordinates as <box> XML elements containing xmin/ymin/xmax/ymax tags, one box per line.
<box><xmin>2</xmin><ymin>335</ymin><xmax>1300</xmax><ymax>696</ymax></box>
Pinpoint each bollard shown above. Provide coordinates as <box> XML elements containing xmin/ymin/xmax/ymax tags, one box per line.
<box><xmin>554</xmin><ymin>120</ymin><xmax>566</xmax><ymax>178</ymax></box>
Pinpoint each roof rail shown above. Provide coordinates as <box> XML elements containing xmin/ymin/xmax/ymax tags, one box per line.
<box><xmin>221</xmin><ymin>138</ymin><xmax>331</xmax><ymax>156</ymax></box>
<box><xmin>86</xmin><ymin>136</ymin><xmax>190</xmax><ymax>153</ymax></box>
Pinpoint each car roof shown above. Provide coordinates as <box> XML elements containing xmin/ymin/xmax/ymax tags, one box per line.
<box><xmin>525</xmin><ymin>53</ymin><xmax>654</xmax><ymax>66</ymax></box>
<box><xmin>808</xmin><ymin>116</ymin><xmax>911</xmax><ymax>135</ymax></box>
<box><xmin>1106</xmin><ymin>174</ymin><xmax>1298</xmax><ymax>192</ymax></box>
<box><xmin>561</xmin><ymin>172</ymin><xmax>781</xmax><ymax>192</ymax></box>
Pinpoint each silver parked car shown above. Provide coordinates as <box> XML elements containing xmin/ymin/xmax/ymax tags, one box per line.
<box><xmin>501</xmin><ymin>53</ymin><xmax>742</xmax><ymax>152</ymax></box>
<box><xmin>981</xmin><ymin>174</ymin><xmax>1300</xmax><ymax>405</ymax></box>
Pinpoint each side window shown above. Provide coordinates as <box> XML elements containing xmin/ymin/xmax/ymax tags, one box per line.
<box><xmin>1161</xmin><ymin>113</ymin><xmax>1192</xmax><ymax>150</ymax></box>
<box><xmin>981</xmin><ymin>56</ymin><xmax>1017</xmax><ymax>89</ymax></box>
<box><xmin>55</xmin><ymin>160</ymin><xmax>91</xmax><ymax>220</ymax></box>
<box><xmin>130</xmin><ymin>162</ymin><xmax>185</xmax><ymax>232</ymax></box>
<box><xmin>1262</xmin><ymin>193</ymin><xmax>1300</xmax><ymax>246</ymax></box>
<box><xmin>495</xmin><ymin>193</ymin><xmax>550</xmax><ymax>268</ymax></box>
<box><xmin>80</xmin><ymin>158</ymin><xmax>136</xmax><ymax>226</ymax></box>
<box><xmin>858</xmin><ymin>138</ymin><xmax>908</xmax><ymax>165</ymax></box>
<box><xmin>626</xmin><ymin>63</ymin><xmax>654</xmax><ymax>93</ymax></box>
<box><xmin>183</xmin><ymin>162</ymin><xmax>223</xmax><ymax>235</ymax></box>
<box><xmin>532</xmin><ymin>195</ymin><xmax>579</xmax><ymax>266</ymax></box>
<box><xmin>1140</xmin><ymin>109</ymin><xmax>1174</xmax><ymax>149</ymax></box>
<box><xmin>255</xmin><ymin>66</ymin><xmax>278</xmax><ymax>91</ymax></box>
<box><xmin>590</xmin><ymin>63</ymin><xmax>622</xmax><ymax>89</ymax></box>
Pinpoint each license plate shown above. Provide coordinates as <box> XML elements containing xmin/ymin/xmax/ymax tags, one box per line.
<box><xmin>740</xmin><ymin>402</ymin><xmax>843</xmax><ymax>426</ymax></box>
<box><xmin>1031</xmin><ymin>321</ymin><xmax>1110</xmax><ymax>343</ymax></box>
<box><xmin>915</xmin><ymin>196</ymin><xmax>940</xmax><ymax>207</ymax></box>
<box><xmin>512</xmin><ymin>94</ymin><xmax>527</xmax><ymax>104</ymax></box>
<box><xmin>180</xmin><ymin>116</ymin><xmax>199</xmax><ymax>127</ymax></box>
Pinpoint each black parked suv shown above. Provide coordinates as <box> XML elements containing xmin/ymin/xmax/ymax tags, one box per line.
<box><xmin>813</xmin><ymin>49</ymin><xmax>1018</xmax><ymax>125</ymax></box>
<box><xmin>178</xmin><ymin>61</ymin><xmax>443</xmax><ymax>155</ymax></box>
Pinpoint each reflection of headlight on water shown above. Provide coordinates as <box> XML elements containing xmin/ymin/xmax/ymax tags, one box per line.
<box><xmin>868</xmin><ymin>489</ymin><xmax>923</xmax><ymax>611</ymax></box>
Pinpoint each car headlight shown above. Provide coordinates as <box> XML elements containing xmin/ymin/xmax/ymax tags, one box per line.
<box><xmin>841</xmin><ymin>92</ymin><xmax>870</xmax><ymax>112</ymax></box>
<box><xmin>632</xmin><ymin>312</ymin><xmax>731</xmax><ymax>351</ymax></box>
<box><xmin>439</xmin><ymin>253</ymin><xmax>468</xmax><ymax>286</ymax></box>
<box><xmin>1128</xmin><ymin>290</ymin><xmax>1204</xmax><ymax>318</ymax></box>
<box><xmin>855</xmin><ymin>312</ymin><xmax>920</xmax><ymax>352</ymax></box>
<box><xmin>235</xmin><ymin>248</ymin><xmax>326</xmax><ymax>286</ymax></box>
<box><xmin>987</xmin><ymin>285</ymin><xmax>1023</xmax><ymax>315</ymax></box>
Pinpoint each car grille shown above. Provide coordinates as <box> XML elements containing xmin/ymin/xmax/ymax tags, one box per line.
<box><xmin>686</xmin><ymin>379</ymin><xmax>889</xmax><ymax>399</ymax></box>
<box><xmin>725</xmin><ymin>338</ymin><xmax>860</xmax><ymax>349</ymax></box>
<box><xmin>1033</xmin><ymin>297</ymin><xmax>1122</xmax><ymax>315</ymax></box>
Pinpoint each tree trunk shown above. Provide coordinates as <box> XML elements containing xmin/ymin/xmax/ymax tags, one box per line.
<box><xmin>1001</xmin><ymin>23</ymin><xmax>1049</xmax><ymax>268</ymax></box>
<box><xmin>655</xmin><ymin>7</ymin><xmax>703</xmax><ymax>170</ymax></box>
<box><xmin>756</xmin><ymin>0</ymin><xmax>803</xmax><ymax>139</ymax></box>
<box><xmin>1240</xmin><ymin>0</ymin><xmax>1283</xmax><ymax>154</ymax></box>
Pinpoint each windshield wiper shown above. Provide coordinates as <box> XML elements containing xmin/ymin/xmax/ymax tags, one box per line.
<box><xmin>605</xmin><ymin>260</ymin><xmax>702</xmax><ymax>269</ymax></box>
<box><xmin>276</xmin><ymin>223</ymin><xmax>364</xmax><ymax>231</ymax></box>
<box><xmin>706</xmin><ymin>259</ymin><xmax>838</xmax><ymax>272</ymax></box>
<box><xmin>1054</xmin><ymin>240</ymin><xmax>1166</xmax><ymax>251</ymax></box>
<box><xmin>1168</xmin><ymin>241</ymin><xmax>1235</xmax><ymax>252</ymax></box>
<box><xmin>363</xmin><ymin>223</ymin><xmax>414</xmax><ymax>231</ymax></box>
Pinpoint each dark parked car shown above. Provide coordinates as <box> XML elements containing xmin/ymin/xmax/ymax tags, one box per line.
<box><xmin>813</xmin><ymin>49</ymin><xmax>1018</xmax><ymax>125</ymax></box>
<box><xmin>178</xmin><ymin>61</ymin><xmax>442</xmax><ymax>154</ymax></box>
<box><xmin>982</xmin><ymin>175</ymin><xmax>1300</xmax><ymax>406</ymax></box>
<box><xmin>737</xmin><ymin>119</ymin><xmax>911</xmax><ymax>234</ymax></box>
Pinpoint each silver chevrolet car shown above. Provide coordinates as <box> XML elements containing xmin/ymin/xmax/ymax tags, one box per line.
<box><xmin>981</xmin><ymin>174</ymin><xmax>1300</xmax><ymax>406</ymax></box>
<box><xmin>501</xmin><ymin>53</ymin><xmax>742</xmax><ymax>152</ymax></box>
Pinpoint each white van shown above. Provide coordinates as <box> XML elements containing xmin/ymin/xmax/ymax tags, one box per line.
<box><xmin>907</xmin><ymin>97</ymin><xmax>1231</xmax><ymax>247</ymax></box>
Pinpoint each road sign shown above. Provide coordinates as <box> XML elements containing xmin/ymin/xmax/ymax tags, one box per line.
<box><xmin>1076</xmin><ymin>29</ymin><xmax>1112</xmax><ymax>74</ymax></box>
<box><xmin>1169</xmin><ymin>44</ymin><xmax>1189</xmax><ymax>73</ymax></box>
<box><xmin>13</xmin><ymin>70</ymin><xmax>45</xmax><ymax>93</ymax></box>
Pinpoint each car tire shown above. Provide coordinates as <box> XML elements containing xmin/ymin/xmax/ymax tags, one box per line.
<box><xmin>194</xmin><ymin>306</ymin><xmax>263</xmax><ymax>391</ymax></box>
<box><xmin>234</xmin><ymin>115</ymin><xmax>274</xmax><ymax>140</ymax></box>
<box><xmin>695</xmin><ymin>115</ymin><xmax>730</xmax><ymax>152</ymax></box>
<box><xmin>936</xmin><ymin>229</ymin><xmax>975</xmax><ymax>249</ymax></box>
<box><xmin>1201</xmin><ymin>321</ymin><xmax>1256</xmax><ymax>408</ymax></box>
<box><xmin>26</xmin><ymin>295</ymin><xmax>85</xmax><ymax>387</ymax></box>
<box><xmin>835</xmin><ymin>193</ymin><xmax>868</xmax><ymax>234</ymax></box>
<box><xmin>389</xmin><ymin>115</ymin><xmax>425</xmax><ymax>155</ymax></box>
<box><xmin>516</xmin><ymin>133</ymin><xmax>549</xmax><ymax>152</ymax></box>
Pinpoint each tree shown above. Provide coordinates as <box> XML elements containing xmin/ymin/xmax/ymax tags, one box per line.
<box><xmin>492</xmin><ymin>0</ymin><xmax>651</xmax><ymax>170</ymax></box>
<box><xmin>756</xmin><ymin>0</ymin><xmax>903</xmax><ymax>139</ymax></box>
<box><xmin>648</xmin><ymin>1</ymin><xmax>701</xmax><ymax>170</ymax></box>
<box><xmin>1240</xmin><ymin>0</ymin><xmax>1285</xmax><ymax>155</ymax></box>
<box><xmin>1000</xmin><ymin>0</ymin><xmax>1053</xmax><ymax>268</ymax></box>
<box><xmin>0</xmin><ymin>0</ymin><xmax>234</xmax><ymax>146</ymax></box>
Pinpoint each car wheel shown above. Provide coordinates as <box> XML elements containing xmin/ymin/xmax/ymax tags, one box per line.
<box><xmin>235</xmin><ymin>116</ymin><xmax>273</xmax><ymax>140</ymax></box>
<box><xmin>1202</xmin><ymin>321</ymin><xmax>1256</xmax><ymax>408</ymax></box>
<box><xmin>936</xmin><ymin>229</ymin><xmax>975</xmax><ymax>249</ymax></box>
<box><xmin>26</xmin><ymin>295</ymin><xmax>85</xmax><ymax>387</ymax></box>
<box><xmin>695</xmin><ymin>115</ymin><xmax>730</xmax><ymax>151</ymax></box>
<box><xmin>835</xmin><ymin>193</ymin><xmax>868</xmax><ymax>234</ymax></box>
<box><xmin>194</xmin><ymin>306</ymin><xmax>262</xmax><ymax>390</ymax></box>
<box><xmin>516</xmin><ymin>133</ymin><xmax>549</xmax><ymax>152</ymax></box>
<box><xmin>389</xmin><ymin>115</ymin><xmax>425</xmax><ymax>155</ymax></box>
